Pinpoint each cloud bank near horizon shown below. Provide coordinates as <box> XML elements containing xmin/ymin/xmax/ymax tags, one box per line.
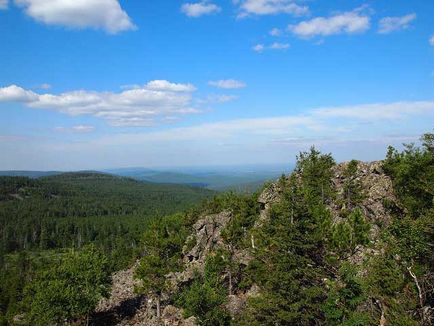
<box><xmin>1</xmin><ymin>100</ymin><xmax>433</xmax><ymax>170</ymax></box>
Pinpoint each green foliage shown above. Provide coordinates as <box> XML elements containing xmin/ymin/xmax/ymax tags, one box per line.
<box><xmin>360</xmin><ymin>252</ymin><xmax>420</xmax><ymax>325</ymax></box>
<box><xmin>2</xmin><ymin>135</ymin><xmax>433</xmax><ymax>325</ymax></box>
<box><xmin>0</xmin><ymin>251</ymin><xmax>41</xmax><ymax>323</ymax></box>
<box><xmin>177</xmin><ymin>253</ymin><xmax>230</xmax><ymax>326</ymax></box>
<box><xmin>383</xmin><ymin>133</ymin><xmax>434</xmax><ymax>215</ymax></box>
<box><xmin>387</xmin><ymin>214</ymin><xmax>433</xmax><ymax>264</ymax></box>
<box><xmin>220</xmin><ymin>193</ymin><xmax>260</xmax><ymax>248</ymax></box>
<box><xmin>296</xmin><ymin>146</ymin><xmax>336</xmax><ymax>205</ymax></box>
<box><xmin>323</xmin><ymin>263</ymin><xmax>368</xmax><ymax>325</ymax></box>
<box><xmin>24</xmin><ymin>245</ymin><xmax>111</xmax><ymax>325</ymax></box>
<box><xmin>135</xmin><ymin>213</ymin><xmax>191</xmax><ymax>296</ymax></box>
<box><xmin>0</xmin><ymin>173</ymin><xmax>213</xmax><ymax>323</ymax></box>
<box><xmin>331</xmin><ymin>209</ymin><xmax>370</xmax><ymax>258</ymax></box>
<box><xmin>237</xmin><ymin>149</ymin><xmax>337</xmax><ymax>325</ymax></box>
<box><xmin>0</xmin><ymin>173</ymin><xmax>214</xmax><ymax>254</ymax></box>
<box><xmin>341</xmin><ymin>160</ymin><xmax>366</xmax><ymax>213</ymax></box>
<box><xmin>380</xmin><ymin>133</ymin><xmax>434</xmax><ymax>324</ymax></box>
<box><xmin>178</xmin><ymin>280</ymin><xmax>230</xmax><ymax>326</ymax></box>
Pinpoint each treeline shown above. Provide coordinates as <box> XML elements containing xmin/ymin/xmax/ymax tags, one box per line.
<box><xmin>0</xmin><ymin>173</ymin><xmax>214</xmax><ymax>254</ymax></box>
<box><xmin>0</xmin><ymin>173</ymin><xmax>215</xmax><ymax>325</ymax></box>
<box><xmin>1</xmin><ymin>134</ymin><xmax>432</xmax><ymax>325</ymax></box>
<box><xmin>135</xmin><ymin>133</ymin><xmax>433</xmax><ymax>325</ymax></box>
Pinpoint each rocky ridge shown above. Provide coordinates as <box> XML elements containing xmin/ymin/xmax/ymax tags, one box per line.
<box><xmin>95</xmin><ymin>160</ymin><xmax>398</xmax><ymax>325</ymax></box>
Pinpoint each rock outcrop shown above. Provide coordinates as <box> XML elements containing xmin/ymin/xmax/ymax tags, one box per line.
<box><xmin>96</xmin><ymin>266</ymin><xmax>142</xmax><ymax>313</ymax></box>
<box><xmin>167</xmin><ymin>210</ymin><xmax>233</xmax><ymax>292</ymax></box>
<box><xmin>95</xmin><ymin>160</ymin><xmax>398</xmax><ymax>325</ymax></box>
<box><xmin>330</xmin><ymin>161</ymin><xmax>396</xmax><ymax>225</ymax></box>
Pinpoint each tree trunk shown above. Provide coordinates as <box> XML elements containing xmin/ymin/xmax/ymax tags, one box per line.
<box><xmin>228</xmin><ymin>270</ymin><xmax>232</xmax><ymax>296</ymax></box>
<box><xmin>156</xmin><ymin>295</ymin><xmax>161</xmax><ymax>322</ymax></box>
<box><xmin>375</xmin><ymin>299</ymin><xmax>386</xmax><ymax>326</ymax></box>
<box><xmin>407</xmin><ymin>266</ymin><xmax>425</xmax><ymax>322</ymax></box>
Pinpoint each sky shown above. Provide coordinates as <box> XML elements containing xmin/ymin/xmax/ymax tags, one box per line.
<box><xmin>0</xmin><ymin>0</ymin><xmax>433</xmax><ymax>170</ymax></box>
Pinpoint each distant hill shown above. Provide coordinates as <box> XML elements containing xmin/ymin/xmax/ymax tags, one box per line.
<box><xmin>0</xmin><ymin>172</ymin><xmax>216</xmax><ymax>254</ymax></box>
<box><xmin>0</xmin><ymin>170</ymin><xmax>61</xmax><ymax>178</ymax></box>
<box><xmin>105</xmin><ymin>165</ymin><xmax>292</xmax><ymax>191</ymax></box>
<box><xmin>0</xmin><ymin>165</ymin><xmax>293</xmax><ymax>192</ymax></box>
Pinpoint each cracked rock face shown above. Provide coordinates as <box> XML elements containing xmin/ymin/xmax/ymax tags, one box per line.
<box><xmin>184</xmin><ymin>210</ymin><xmax>232</xmax><ymax>265</ymax></box>
<box><xmin>113</xmin><ymin>303</ymin><xmax>196</xmax><ymax>326</ymax></box>
<box><xmin>256</xmin><ymin>182</ymin><xmax>283</xmax><ymax>226</ymax></box>
<box><xmin>167</xmin><ymin>211</ymin><xmax>233</xmax><ymax>292</ymax></box>
<box><xmin>330</xmin><ymin>161</ymin><xmax>397</xmax><ymax>227</ymax></box>
<box><xmin>96</xmin><ymin>160</ymin><xmax>398</xmax><ymax>325</ymax></box>
<box><xmin>95</xmin><ymin>264</ymin><xmax>142</xmax><ymax>313</ymax></box>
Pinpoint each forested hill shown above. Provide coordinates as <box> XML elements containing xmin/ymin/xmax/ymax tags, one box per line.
<box><xmin>1</xmin><ymin>172</ymin><xmax>215</xmax><ymax>216</ymax></box>
<box><xmin>0</xmin><ymin>172</ymin><xmax>215</xmax><ymax>324</ymax></box>
<box><xmin>0</xmin><ymin>172</ymin><xmax>215</xmax><ymax>252</ymax></box>
<box><xmin>98</xmin><ymin>133</ymin><xmax>432</xmax><ymax>326</ymax></box>
<box><xmin>1</xmin><ymin>135</ymin><xmax>432</xmax><ymax>326</ymax></box>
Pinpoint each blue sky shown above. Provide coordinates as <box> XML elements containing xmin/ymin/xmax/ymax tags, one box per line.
<box><xmin>0</xmin><ymin>0</ymin><xmax>433</xmax><ymax>170</ymax></box>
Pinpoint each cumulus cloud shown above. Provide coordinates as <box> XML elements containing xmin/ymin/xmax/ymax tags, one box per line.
<box><xmin>181</xmin><ymin>1</ymin><xmax>221</xmax><ymax>17</ymax></box>
<box><xmin>237</xmin><ymin>0</ymin><xmax>309</xmax><ymax>18</ymax></box>
<box><xmin>253</xmin><ymin>42</ymin><xmax>289</xmax><ymax>52</ymax></box>
<box><xmin>199</xmin><ymin>94</ymin><xmax>239</xmax><ymax>104</ymax></box>
<box><xmin>0</xmin><ymin>0</ymin><xmax>8</xmax><ymax>10</ymax></box>
<box><xmin>0</xmin><ymin>85</ymin><xmax>38</xmax><ymax>102</ymax></box>
<box><xmin>252</xmin><ymin>44</ymin><xmax>265</xmax><ymax>52</ymax></box>
<box><xmin>288</xmin><ymin>10</ymin><xmax>370</xmax><ymax>38</ymax></box>
<box><xmin>208</xmin><ymin>79</ymin><xmax>246</xmax><ymax>89</ymax></box>
<box><xmin>269</xmin><ymin>28</ymin><xmax>282</xmax><ymax>36</ymax></box>
<box><xmin>14</xmin><ymin>0</ymin><xmax>135</xmax><ymax>34</ymax></box>
<box><xmin>378</xmin><ymin>13</ymin><xmax>416</xmax><ymax>34</ymax></box>
<box><xmin>270</xmin><ymin>42</ymin><xmax>290</xmax><ymax>50</ymax></box>
<box><xmin>145</xmin><ymin>80</ymin><xmax>196</xmax><ymax>92</ymax></box>
<box><xmin>0</xmin><ymin>81</ymin><xmax>201</xmax><ymax>127</ymax></box>
<box><xmin>55</xmin><ymin>125</ymin><xmax>95</xmax><ymax>133</ymax></box>
<box><xmin>430</xmin><ymin>35</ymin><xmax>434</xmax><ymax>46</ymax></box>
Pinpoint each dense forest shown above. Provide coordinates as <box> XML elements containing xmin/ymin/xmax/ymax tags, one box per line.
<box><xmin>133</xmin><ymin>133</ymin><xmax>433</xmax><ymax>326</ymax></box>
<box><xmin>1</xmin><ymin>134</ymin><xmax>433</xmax><ymax>325</ymax></box>
<box><xmin>0</xmin><ymin>173</ymin><xmax>215</xmax><ymax>324</ymax></box>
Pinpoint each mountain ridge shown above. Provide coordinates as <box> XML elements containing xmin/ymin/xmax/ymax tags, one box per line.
<box><xmin>95</xmin><ymin>159</ymin><xmax>417</xmax><ymax>325</ymax></box>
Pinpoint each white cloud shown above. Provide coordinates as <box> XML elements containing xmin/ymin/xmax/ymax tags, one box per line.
<box><xmin>0</xmin><ymin>85</ymin><xmax>38</xmax><ymax>102</ymax></box>
<box><xmin>199</xmin><ymin>94</ymin><xmax>239</xmax><ymax>104</ymax></box>
<box><xmin>181</xmin><ymin>2</ymin><xmax>221</xmax><ymax>17</ymax></box>
<box><xmin>36</xmin><ymin>83</ymin><xmax>51</xmax><ymax>90</ymax></box>
<box><xmin>313</xmin><ymin>101</ymin><xmax>434</xmax><ymax>120</ymax></box>
<box><xmin>270</xmin><ymin>42</ymin><xmax>290</xmax><ymax>50</ymax></box>
<box><xmin>237</xmin><ymin>0</ymin><xmax>309</xmax><ymax>17</ymax></box>
<box><xmin>288</xmin><ymin>10</ymin><xmax>370</xmax><ymax>38</ymax></box>
<box><xmin>269</xmin><ymin>28</ymin><xmax>282</xmax><ymax>36</ymax></box>
<box><xmin>0</xmin><ymin>0</ymin><xmax>8</xmax><ymax>10</ymax></box>
<box><xmin>430</xmin><ymin>35</ymin><xmax>434</xmax><ymax>46</ymax></box>
<box><xmin>55</xmin><ymin>125</ymin><xmax>95</xmax><ymax>133</ymax></box>
<box><xmin>3</xmin><ymin>100</ymin><xmax>433</xmax><ymax>169</ymax></box>
<box><xmin>0</xmin><ymin>81</ymin><xmax>201</xmax><ymax>127</ymax></box>
<box><xmin>208</xmin><ymin>79</ymin><xmax>246</xmax><ymax>89</ymax></box>
<box><xmin>145</xmin><ymin>80</ymin><xmax>196</xmax><ymax>92</ymax></box>
<box><xmin>253</xmin><ymin>44</ymin><xmax>265</xmax><ymax>52</ymax></box>
<box><xmin>86</xmin><ymin>100</ymin><xmax>434</xmax><ymax>147</ymax></box>
<box><xmin>14</xmin><ymin>0</ymin><xmax>135</xmax><ymax>34</ymax></box>
<box><xmin>378</xmin><ymin>13</ymin><xmax>416</xmax><ymax>34</ymax></box>
<box><xmin>253</xmin><ymin>42</ymin><xmax>290</xmax><ymax>52</ymax></box>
